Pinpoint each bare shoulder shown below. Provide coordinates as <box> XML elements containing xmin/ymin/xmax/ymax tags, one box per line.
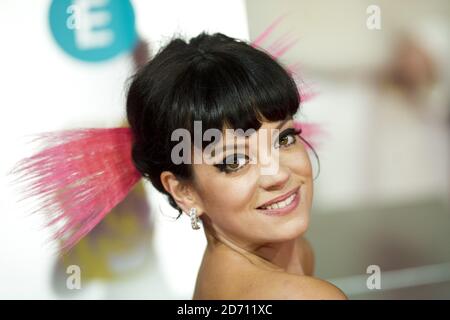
<box><xmin>194</xmin><ymin>242</ymin><xmax>345</xmax><ymax>300</ymax></box>
<box><xmin>242</xmin><ymin>271</ymin><xmax>347</xmax><ymax>300</ymax></box>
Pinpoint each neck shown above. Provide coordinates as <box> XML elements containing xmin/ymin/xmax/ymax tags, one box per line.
<box><xmin>254</xmin><ymin>239</ymin><xmax>305</xmax><ymax>276</ymax></box>
<box><xmin>204</xmin><ymin>225</ymin><xmax>304</xmax><ymax>276</ymax></box>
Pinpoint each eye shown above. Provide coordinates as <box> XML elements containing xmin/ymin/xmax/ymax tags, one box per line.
<box><xmin>274</xmin><ymin>127</ymin><xmax>301</xmax><ymax>149</ymax></box>
<box><xmin>214</xmin><ymin>154</ymin><xmax>250</xmax><ymax>173</ymax></box>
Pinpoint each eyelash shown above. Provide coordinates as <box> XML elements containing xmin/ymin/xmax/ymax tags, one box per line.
<box><xmin>214</xmin><ymin>127</ymin><xmax>302</xmax><ymax>174</ymax></box>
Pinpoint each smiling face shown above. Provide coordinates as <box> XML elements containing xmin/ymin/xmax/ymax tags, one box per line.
<box><xmin>190</xmin><ymin>117</ymin><xmax>314</xmax><ymax>248</ymax></box>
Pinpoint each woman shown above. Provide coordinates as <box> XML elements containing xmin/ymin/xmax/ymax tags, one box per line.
<box><xmin>13</xmin><ymin>31</ymin><xmax>346</xmax><ymax>299</ymax></box>
<box><xmin>126</xmin><ymin>32</ymin><xmax>347</xmax><ymax>299</ymax></box>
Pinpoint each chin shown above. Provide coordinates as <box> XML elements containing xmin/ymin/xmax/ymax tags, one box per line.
<box><xmin>262</xmin><ymin>211</ymin><xmax>310</xmax><ymax>243</ymax></box>
<box><xmin>281</xmin><ymin>213</ymin><xmax>310</xmax><ymax>240</ymax></box>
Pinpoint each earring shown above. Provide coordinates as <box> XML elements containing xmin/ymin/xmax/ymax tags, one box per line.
<box><xmin>189</xmin><ymin>207</ymin><xmax>201</xmax><ymax>230</ymax></box>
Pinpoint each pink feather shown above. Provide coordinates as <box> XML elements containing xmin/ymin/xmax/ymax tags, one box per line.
<box><xmin>251</xmin><ymin>14</ymin><xmax>288</xmax><ymax>48</ymax></box>
<box><xmin>10</xmin><ymin>128</ymin><xmax>141</xmax><ymax>253</ymax></box>
<box><xmin>293</xmin><ymin>121</ymin><xmax>327</xmax><ymax>149</ymax></box>
<box><xmin>251</xmin><ymin>15</ymin><xmax>317</xmax><ymax>104</ymax></box>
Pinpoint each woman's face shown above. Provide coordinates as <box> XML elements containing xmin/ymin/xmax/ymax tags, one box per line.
<box><xmin>191</xmin><ymin>117</ymin><xmax>313</xmax><ymax>248</ymax></box>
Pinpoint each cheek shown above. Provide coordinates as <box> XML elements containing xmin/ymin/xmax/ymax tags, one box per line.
<box><xmin>283</xmin><ymin>147</ymin><xmax>314</xmax><ymax>206</ymax></box>
<box><xmin>284</xmin><ymin>146</ymin><xmax>313</xmax><ymax>178</ymax></box>
<box><xmin>196</xmin><ymin>168</ymin><xmax>259</xmax><ymax>218</ymax></box>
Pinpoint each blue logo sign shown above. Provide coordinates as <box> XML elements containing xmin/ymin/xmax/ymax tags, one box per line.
<box><xmin>49</xmin><ymin>0</ymin><xmax>137</xmax><ymax>62</ymax></box>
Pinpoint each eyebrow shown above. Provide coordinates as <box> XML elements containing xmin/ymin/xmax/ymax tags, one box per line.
<box><xmin>210</xmin><ymin>118</ymin><xmax>290</xmax><ymax>158</ymax></box>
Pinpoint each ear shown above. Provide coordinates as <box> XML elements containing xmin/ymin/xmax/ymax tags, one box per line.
<box><xmin>160</xmin><ymin>171</ymin><xmax>205</xmax><ymax>216</ymax></box>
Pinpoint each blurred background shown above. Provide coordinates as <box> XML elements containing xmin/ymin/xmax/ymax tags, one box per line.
<box><xmin>0</xmin><ymin>0</ymin><xmax>448</xmax><ymax>299</ymax></box>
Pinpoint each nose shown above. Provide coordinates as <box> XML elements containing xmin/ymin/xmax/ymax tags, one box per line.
<box><xmin>258</xmin><ymin>164</ymin><xmax>290</xmax><ymax>191</ymax></box>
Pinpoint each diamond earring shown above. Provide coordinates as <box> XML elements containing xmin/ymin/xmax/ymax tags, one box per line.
<box><xmin>189</xmin><ymin>207</ymin><xmax>201</xmax><ymax>230</ymax></box>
